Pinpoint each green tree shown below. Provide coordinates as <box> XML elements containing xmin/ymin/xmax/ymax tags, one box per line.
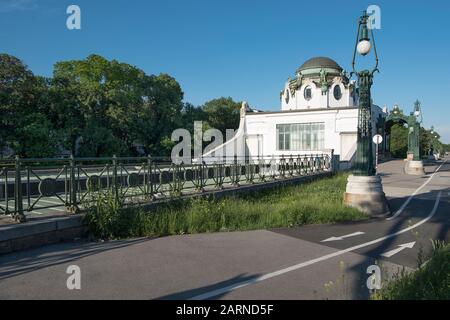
<box><xmin>390</xmin><ymin>123</ymin><xmax>408</xmax><ymax>158</ymax></box>
<box><xmin>419</xmin><ymin>127</ymin><xmax>438</xmax><ymax>157</ymax></box>
<box><xmin>1</xmin><ymin>53</ymin><xmax>190</xmax><ymax>158</ymax></box>
<box><xmin>442</xmin><ymin>144</ymin><xmax>450</xmax><ymax>153</ymax></box>
<box><xmin>0</xmin><ymin>54</ymin><xmax>34</xmax><ymax>150</ymax></box>
<box><xmin>202</xmin><ymin>97</ymin><xmax>241</xmax><ymax>135</ymax></box>
<box><xmin>77</xmin><ymin>120</ymin><xmax>125</xmax><ymax>157</ymax></box>
<box><xmin>52</xmin><ymin>55</ymin><xmax>126</xmax><ymax>156</ymax></box>
<box><xmin>0</xmin><ymin>54</ymin><xmax>58</xmax><ymax>157</ymax></box>
<box><xmin>52</xmin><ymin>55</ymin><xmax>184</xmax><ymax>156</ymax></box>
<box><xmin>134</xmin><ymin>73</ymin><xmax>184</xmax><ymax>156</ymax></box>
<box><xmin>13</xmin><ymin>113</ymin><xmax>58</xmax><ymax>158</ymax></box>
<box><xmin>180</xmin><ymin>102</ymin><xmax>206</xmax><ymax>133</ymax></box>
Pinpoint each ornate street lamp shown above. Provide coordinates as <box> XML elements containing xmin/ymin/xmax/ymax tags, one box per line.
<box><xmin>427</xmin><ymin>126</ymin><xmax>435</xmax><ymax>157</ymax></box>
<box><xmin>407</xmin><ymin>100</ymin><xmax>422</xmax><ymax>161</ymax></box>
<box><xmin>351</xmin><ymin>10</ymin><xmax>379</xmax><ymax>176</ymax></box>
<box><xmin>404</xmin><ymin>100</ymin><xmax>425</xmax><ymax>174</ymax></box>
<box><xmin>385</xmin><ymin>101</ymin><xmax>425</xmax><ymax>174</ymax></box>
<box><xmin>344</xmin><ymin>11</ymin><xmax>389</xmax><ymax>216</ymax></box>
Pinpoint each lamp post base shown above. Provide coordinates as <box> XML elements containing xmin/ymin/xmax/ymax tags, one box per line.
<box><xmin>343</xmin><ymin>175</ymin><xmax>390</xmax><ymax>217</ymax></box>
<box><xmin>404</xmin><ymin>160</ymin><xmax>425</xmax><ymax>175</ymax></box>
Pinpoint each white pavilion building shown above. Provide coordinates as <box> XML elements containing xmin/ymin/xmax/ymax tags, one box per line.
<box><xmin>203</xmin><ymin>57</ymin><xmax>385</xmax><ymax>168</ymax></box>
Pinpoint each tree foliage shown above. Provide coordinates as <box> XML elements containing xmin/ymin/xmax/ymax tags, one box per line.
<box><xmin>389</xmin><ymin>123</ymin><xmax>408</xmax><ymax>158</ymax></box>
<box><xmin>49</xmin><ymin>54</ymin><xmax>184</xmax><ymax>156</ymax></box>
<box><xmin>0</xmin><ymin>53</ymin><xmax>242</xmax><ymax>158</ymax></box>
<box><xmin>202</xmin><ymin>97</ymin><xmax>241</xmax><ymax>135</ymax></box>
<box><xmin>0</xmin><ymin>54</ymin><xmax>58</xmax><ymax>157</ymax></box>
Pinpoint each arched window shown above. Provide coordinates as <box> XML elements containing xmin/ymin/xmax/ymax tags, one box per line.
<box><xmin>304</xmin><ymin>86</ymin><xmax>312</xmax><ymax>101</ymax></box>
<box><xmin>333</xmin><ymin>85</ymin><xmax>342</xmax><ymax>100</ymax></box>
<box><xmin>285</xmin><ymin>89</ymin><xmax>290</xmax><ymax>104</ymax></box>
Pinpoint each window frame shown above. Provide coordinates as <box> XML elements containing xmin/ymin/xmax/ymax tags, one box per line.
<box><xmin>333</xmin><ymin>84</ymin><xmax>342</xmax><ymax>101</ymax></box>
<box><xmin>276</xmin><ymin>122</ymin><xmax>325</xmax><ymax>151</ymax></box>
<box><xmin>304</xmin><ymin>85</ymin><xmax>312</xmax><ymax>101</ymax></box>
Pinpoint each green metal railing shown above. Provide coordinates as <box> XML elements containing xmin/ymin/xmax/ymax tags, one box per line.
<box><xmin>0</xmin><ymin>153</ymin><xmax>332</xmax><ymax>223</ymax></box>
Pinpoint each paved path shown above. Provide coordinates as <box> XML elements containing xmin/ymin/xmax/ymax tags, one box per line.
<box><xmin>0</xmin><ymin>159</ymin><xmax>448</xmax><ymax>299</ymax></box>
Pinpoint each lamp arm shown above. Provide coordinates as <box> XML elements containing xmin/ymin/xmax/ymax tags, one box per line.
<box><xmin>351</xmin><ymin>19</ymin><xmax>361</xmax><ymax>75</ymax></box>
<box><xmin>353</xmin><ymin>14</ymin><xmax>379</xmax><ymax>76</ymax></box>
<box><xmin>370</xmin><ymin>26</ymin><xmax>379</xmax><ymax>73</ymax></box>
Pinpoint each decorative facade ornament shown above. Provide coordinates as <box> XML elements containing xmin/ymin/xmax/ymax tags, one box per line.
<box><xmin>319</xmin><ymin>68</ymin><xmax>328</xmax><ymax>95</ymax></box>
<box><xmin>340</xmin><ymin>69</ymin><xmax>350</xmax><ymax>79</ymax></box>
<box><xmin>289</xmin><ymin>80</ymin><xmax>297</xmax><ymax>97</ymax></box>
<box><xmin>240</xmin><ymin>101</ymin><xmax>250</xmax><ymax>117</ymax></box>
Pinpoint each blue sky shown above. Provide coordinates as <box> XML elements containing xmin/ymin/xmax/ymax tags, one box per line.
<box><xmin>1</xmin><ymin>0</ymin><xmax>449</xmax><ymax>142</ymax></box>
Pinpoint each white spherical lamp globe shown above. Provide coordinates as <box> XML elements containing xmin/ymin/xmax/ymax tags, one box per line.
<box><xmin>357</xmin><ymin>40</ymin><xmax>371</xmax><ymax>56</ymax></box>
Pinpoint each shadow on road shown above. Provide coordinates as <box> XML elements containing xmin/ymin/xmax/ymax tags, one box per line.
<box><xmin>346</xmin><ymin>186</ymin><xmax>449</xmax><ymax>299</ymax></box>
<box><xmin>155</xmin><ymin>273</ymin><xmax>261</xmax><ymax>300</ymax></box>
<box><xmin>269</xmin><ymin>183</ymin><xmax>449</xmax><ymax>299</ymax></box>
<box><xmin>0</xmin><ymin>237</ymin><xmax>153</xmax><ymax>281</ymax></box>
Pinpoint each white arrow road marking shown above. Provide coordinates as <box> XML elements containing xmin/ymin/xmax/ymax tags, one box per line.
<box><xmin>189</xmin><ymin>192</ymin><xmax>442</xmax><ymax>300</ymax></box>
<box><xmin>321</xmin><ymin>231</ymin><xmax>365</xmax><ymax>242</ymax></box>
<box><xmin>387</xmin><ymin>160</ymin><xmax>447</xmax><ymax>220</ymax></box>
<box><xmin>381</xmin><ymin>242</ymin><xmax>416</xmax><ymax>258</ymax></box>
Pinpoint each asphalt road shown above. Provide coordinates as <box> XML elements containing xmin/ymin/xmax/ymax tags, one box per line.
<box><xmin>0</xmin><ymin>159</ymin><xmax>448</xmax><ymax>299</ymax></box>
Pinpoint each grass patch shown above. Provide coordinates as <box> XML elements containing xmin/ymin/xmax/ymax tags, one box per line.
<box><xmin>372</xmin><ymin>241</ymin><xmax>450</xmax><ymax>300</ymax></box>
<box><xmin>84</xmin><ymin>173</ymin><xmax>367</xmax><ymax>240</ymax></box>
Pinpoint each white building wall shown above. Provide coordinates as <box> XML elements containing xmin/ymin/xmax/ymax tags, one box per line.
<box><xmin>281</xmin><ymin>79</ymin><xmax>356</xmax><ymax>111</ymax></box>
<box><xmin>202</xmin><ymin>104</ymin><xmax>385</xmax><ymax>170</ymax></box>
<box><xmin>245</xmin><ymin>107</ymin><xmax>359</xmax><ymax>158</ymax></box>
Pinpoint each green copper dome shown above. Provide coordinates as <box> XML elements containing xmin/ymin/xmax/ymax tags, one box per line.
<box><xmin>298</xmin><ymin>57</ymin><xmax>342</xmax><ymax>72</ymax></box>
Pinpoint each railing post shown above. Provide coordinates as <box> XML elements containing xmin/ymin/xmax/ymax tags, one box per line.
<box><xmin>200</xmin><ymin>157</ymin><xmax>205</xmax><ymax>191</ymax></box>
<box><xmin>315</xmin><ymin>154</ymin><xmax>318</xmax><ymax>172</ymax></box>
<box><xmin>147</xmin><ymin>155</ymin><xmax>153</xmax><ymax>199</ymax></box>
<box><xmin>14</xmin><ymin>155</ymin><xmax>26</xmax><ymax>222</ymax></box>
<box><xmin>330</xmin><ymin>149</ymin><xmax>335</xmax><ymax>172</ymax></box>
<box><xmin>289</xmin><ymin>154</ymin><xmax>293</xmax><ymax>176</ymax></box>
<box><xmin>172</xmin><ymin>163</ymin><xmax>180</xmax><ymax>195</ymax></box>
<box><xmin>112</xmin><ymin>155</ymin><xmax>119</xmax><ymax>202</ymax></box>
<box><xmin>69</xmin><ymin>155</ymin><xmax>77</xmax><ymax>213</ymax></box>
<box><xmin>233</xmin><ymin>154</ymin><xmax>239</xmax><ymax>186</ymax></box>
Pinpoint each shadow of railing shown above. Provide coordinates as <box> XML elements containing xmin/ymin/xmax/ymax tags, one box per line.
<box><xmin>0</xmin><ymin>237</ymin><xmax>153</xmax><ymax>281</ymax></box>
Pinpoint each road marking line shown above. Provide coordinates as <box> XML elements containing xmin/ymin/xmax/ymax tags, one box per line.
<box><xmin>37</xmin><ymin>199</ymin><xmax>64</xmax><ymax>205</ymax></box>
<box><xmin>33</xmin><ymin>206</ymin><xmax>65</xmax><ymax>212</ymax></box>
<box><xmin>21</xmin><ymin>200</ymin><xmax>65</xmax><ymax>212</ymax></box>
<box><xmin>387</xmin><ymin>160</ymin><xmax>447</xmax><ymax>220</ymax></box>
<box><xmin>381</xmin><ymin>241</ymin><xmax>416</xmax><ymax>258</ymax></box>
<box><xmin>30</xmin><ymin>210</ymin><xmax>45</xmax><ymax>215</ymax></box>
<box><xmin>321</xmin><ymin>231</ymin><xmax>365</xmax><ymax>242</ymax></box>
<box><xmin>189</xmin><ymin>192</ymin><xmax>442</xmax><ymax>300</ymax></box>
